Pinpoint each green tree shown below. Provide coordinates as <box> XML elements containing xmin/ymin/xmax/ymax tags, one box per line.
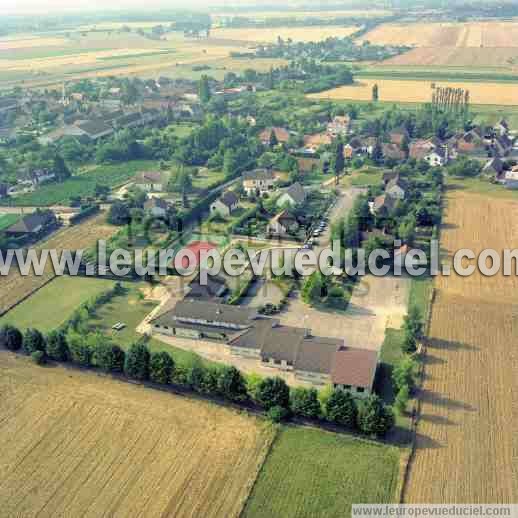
<box><xmin>23</xmin><ymin>328</ymin><xmax>46</xmax><ymax>355</ymax></box>
<box><xmin>199</xmin><ymin>75</ymin><xmax>211</xmax><ymax>104</ymax></box>
<box><xmin>188</xmin><ymin>361</ymin><xmax>207</xmax><ymax>392</ymax></box>
<box><xmin>402</xmin><ymin>305</ymin><xmax>423</xmax><ymax>353</ymax></box>
<box><xmin>53</xmin><ymin>154</ymin><xmax>71</xmax><ymax>182</ymax></box>
<box><xmin>291</xmin><ymin>387</ymin><xmax>321</xmax><ymax>419</ymax></box>
<box><xmin>217</xmin><ymin>366</ymin><xmax>248</xmax><ymax>402</ymax></box>
<box><xmin>255</xmin><ymin>377</ymin><xmax>290</xmax><ymax>410</ymax></box>
<box><xmin>46</xmin><ymin>330</ymin><xmax>69</xmax><ymax>361</ymax></box>
<box><xmin>124</xmin><ymin>341</ymin><xmax>150</xmax><ymax>380</ymax></box>
<box><xmin>149</xmin><ymin>351</ymin><xmax>175</xmax><ymax>384</ymax></box>
<box><xmin>68</xmin><ymin>333</ymin><xmax>93</xmax><ymax>367</ymax></box>
<box><xmin>372</xmin><ymin>83</ymin><xmax>379</xmax><ymax>102</ymax></box>
<box><xmin>325</xmin><ymin>389</ymin><xmax>357</xmax><ymax>427</ymax></box>
<box><xmin>31</xmin><ymin>350</ymin><xmax>46</xmax><ymax>365</ymax></box>
<box><xmin>394</xmin><ymin>385</ymin><xmax>410</xmax><ymax>415</ymax></box>
<box><xmin>357</xmin><ymin>395</ymin><xmax>395</xmax><ymax>437</ymax></box>
<box><xmin>269</xmin><ymin>129</ymin><xmax>278</xmax><ymax>147</ymax></box>
<box><xmin>108</xmin><ymin>201</ymin><xmax>131</xmax><ymax>226</ymax></box>
<box><xmin>392</xmin><ymin>356</ymin><xmax>418</xmax><ymax>393</ymax></box>
<box><xmin>371</xmin><ymin>139</ymin><xmax>383</xmax><ymax>164</ymax></box>
<box><xmin>0</xmin><ymin>325</ymin><xmax>23</xmax><ymax>351</ymax></box>
<box><xmin>95</xmin><ymin>341</ymin><xmax>125</xmax><ymax>373</ymax></box>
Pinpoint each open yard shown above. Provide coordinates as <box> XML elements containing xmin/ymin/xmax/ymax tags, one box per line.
<box><xmin>308</xmin><ymin>78</ymin><xmax>518</xmax><ymax>106</ymax></box>
<box><xmin>404</xmin><ymin>188</ymin><xmax>518</xmax><ymax>502</ymax></box>
<box><xmin>0</xmin><ymin>276</ymin><xmax>114</xmax><ymax>332</ymax></box>
<box><xmin>0</xmin><ymin>353</ymin><xmax>274</xmax><ymax>518</ymax></box>
<box><xmin>0</xmin><ymin>213</ymin><xmax>117</xmax><ymax>316</ymax></box>
<box><xmin>243</xmin><ymin>427</ymin><xmax>399</xmax><ymax>518</ymax></box>
<box><xmin>0</xmin><ymin>213</ymin><xmax>19</xmax><ymax>231</ymax></box>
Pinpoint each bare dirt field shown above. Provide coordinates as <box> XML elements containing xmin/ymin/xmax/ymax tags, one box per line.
<box><xmin>359</xmin><ymin>21</ymin><xmax>518</xmax><ymax>48</ymax></box>
<box><xmin>0</xmin><ymin>353</ymin><xmax>273</xmax><ymax>518</ymax></box>
<box><xmin>211</xmin><ymin>26</ymin><xmax>359</xmax><ymax>44</ymax></box>
<box><xmin>382</xmin><ymin>47</ymin><xmax>518</xmax><ymax>68</ymax></box>
<box><xmin>404</xmin><ymin>189</ymin><xmax>518</xmax><ymax>502</ymax></box>
<box><xmin>0</xmin><ymin>213</ymin><xmax>117</xmax><ymax>316</ymax></box>
<box><xmin>308</xmin><ymin>78</ymin><xmax>518</xmax><ymax>106</ymax></box>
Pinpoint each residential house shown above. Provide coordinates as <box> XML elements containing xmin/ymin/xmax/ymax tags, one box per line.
<box><xmin>210</xmin><ymin>191</ymin><xmax>239</xmax><ymax>217</ymax></box>
<box><xmin>150</xmin><ymin>300</ymin><xmax>258</xmax><ymax>341</ymax></box>
<box><xmin>456</xmin><ymin>129</ymin><xmax>487</xmax><ymax>156</ymax></box>
<box><xmin>424</xmin><ymin>147</ymin><xmax>448</xmax><ymax>167</ymax></box>
<box><xmin>5</xmin><ymin>212</ymin><xmax>57</xmax><ymax>237</ymax></box>
<box><xmin>389</xmin><ymin>127</ymin><xmax>409</xmax><ymax>146</ymax></box>
<box><xmin>331</xmin><ymin>346</ymin><xmax>378</xmax><ymax>396</ymax></box>
<box><xmin>259</xmin><ymin>127</ymin><xmax>290</xmax><ymax>146</ymax></box>
<box><xmin>327</xmin><ymin>115</ymin><xmax>351</xmax><ymax>137</ymax></box>
<box><xmin>343</xmin><ymin>137</ymin><xmax>369</xmax><ymax>159</ymax></box>
<box><xmin>267</xmin><ymin>210</ymin><xmax>300</xmax><ymax>236</ymax></box>
<box><xmin>495</xmin><ymin>119</ymin><xmax>509</xmax><ymax>137</ymax></box>
<box><xmin>370</xmin><ymin>194</ymin><xmax>397</xmax><ymax>216</ymax></box>
<box><xmin>382</xmin><ymin>170</ymin><xmax>399</xmax><ymax>186</ymax></box>
<box><xmin>134</xmin><ymin>171</ymin><xmax>168</xmax><ymax>192</ymax></box>
<box><xmin>143</xmin><ymin>197</ymin><xmax>170</xmax><ymax>218</ymax></box>
<box><xmin>242</xmin><ymin>169</ymin><xmax>277</xmax><ymax>195</ymax></box>
<box><xmin>303</xmin><ymin>132</ymin><xmax>332</xmax><ymax>155</ymax></box>
<box><xmin>113</xmin><ymin>109</ymin><xmax>160</xmax><ymax>130</ymax></box>
<box><xmin>276</xmin><ymin>182</ymin><xmax>306</xmax><ymax>208</ymax></box>
<box><xmin>295</xmin><ymin>157</ymin><xmax>320</xmax><ymax>175</ymax></box>
<box><xmin>409</xmin><ymin>138</ymin><xmax>438</xmax><ymax>161</ymax></box>
<box><xmin>74</xmin><ymin>119</ymin><xmax>114</xmax><ymax>142</ymax></box>
<box><xmin>382</xmin><ymin>143</ymin><xmax>406</xmax><ymax>161</ymax></box>
<box><xmin>492</xmin><ymin>134</ymin><xmax>513</xmax><ymax>157</ymax></box>
<box><xmin>187</xmin><ymin>274</ymin><xmax>227</xmax><ymax>301</ymax></box>
<box><xmin>483</xmin><ymin>157</ymin><xmax>505</xmax><ymax>178</ymax></box>
<box><xmin>385</xmin><ymin>177</ymin><xmax>407</xmax><ymax>199</ymax></box>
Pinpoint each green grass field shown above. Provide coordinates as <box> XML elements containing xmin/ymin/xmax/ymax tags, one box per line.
<box><xmin>0</xmin><ymin>276</ymin><xmax>115</xmax><ymax>332</ymax></box>
<box><xmin>243</xmin><ymin>427</ymin><xmax>399</xmax><ymax>518</ymax></box>
<box><xmin>0</xmin><ymin>213</ymin><xmax>19</xmax><ymax>232</ymax></box>
<box><xmin>4</xmin><ymin>160</ymin><xmax>158</xmax><ymax>206</ymax></box>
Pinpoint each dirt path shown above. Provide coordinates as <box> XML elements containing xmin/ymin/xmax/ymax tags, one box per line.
<box><xmin>404</xmin><ymin>190</ymin><xmax>518</xmax><ymax>503</ymax></box>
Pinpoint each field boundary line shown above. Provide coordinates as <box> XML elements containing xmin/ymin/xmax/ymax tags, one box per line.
<box><xmin>398</xmin><ymin>286</ymin><xmax>436</xmax><ymax>504</ymax></box>
<box><xmin>0</xmin><ymin>274</ymin><xmax>57</xmax><ymax>318</ymax></box>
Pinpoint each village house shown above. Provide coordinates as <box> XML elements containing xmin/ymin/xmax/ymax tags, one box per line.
<box><xmin>409</xmin><ymin>138</ymin><xmax>440</xmax><ymax>161</ymax></box>
<box><xmin>492</xmin><ymin>134</ymin><xmax>514</xmax><ymax>157</ymax></box>
<box><xmin>370</xmin><ymin>194</ymin><xmax>397</xmax><ymax>216</ymax></box>
<box><xmin>295</xmin><ymin>157</ymin><xmax>321</xmax><ymax>175</ymax></box>
<box><xmin>134</xmin><ymin>171</ymin><xmax>168</xmax><ymax>192</ymax></box>
<box><xmin>424</xmin><ymin>147</ymin><xmax>448</xmax><ymax>167</ymax></box>
<box><xmin>4</xmin><ymin>212</ymin><xmax>57</xmax><ymax>238</ymax></box>
<box><xmin>382</xmin><ymin>143</ymin><xmax>406</xmax><ymax>161</ymax></box>
<box><xmin>276</xmin><ymin>182</ymin><xmax>306</xmax><ymax>208</ymax></box>
<box><xmin>483</xmin><ymin>157</ymin><xmax>505</xmax><ymax>178</ymax></box>
<box><xmin>385</xmin><ymin>177</ymin><xmax>407</xmax><ymax>199</ymax></box>
<box><xmin>186</xmin><ymin>274</ymin><xmax>228</xmax><ymax>301</ymax></box>
<box><xmin>151</xmin><ymin>299</ymin><xmax>379</xmax><ymax>392</ymax></box>
<box><xmin>73</xmin><ymin>119</ymin><xmax>114</xmax><ymax>142</ymax></box>
<box><xmin>303</xmin><ymin>133</ymin><xmax>333</xmax><ymax>155</ymax></box>
<box><xmin>242</xmin><ymin>169</ymin><xmax>277</xmax><ymax>195</ymax></box>
<box><xmin>494</xmin><ymin>119</ymin><xmax>509</xmax><ymax>137</ymax></box>
<box><xmin>327</xmin><ymin>115</ymin><xmax>351</xmax><ymax>137</ymax></box>
<box><xmin>143</xmin><ymin>197</ymin><xmax>170</xmax><ymax>218</ymax></box>
<box><xmin>456</xmin><ymin>128</ymin><xmax>487</xmax><ymax>157</ymax></box>
<box><xmin>210</xmin><ymin>191</ymin><xmax>239</xmax><ymax>217</ymax></box>
<box><xmin>389</xmin><ymin>127</ymin><xmax>409</xmax><ymax>146</ymax></box>
<box><xmin>266</xmin><ymin>209</ymin><xmax>300</xmax><ymax>237</ymax></box>
<box><xmin>344</xmin><ymin>137</ymin><xmax>374</xmax><ymax>159</ymax></box>
<box><xmin>259</xmin><ymin>127</ymin><xmax>290</xmax><ymax>146</ymax></box>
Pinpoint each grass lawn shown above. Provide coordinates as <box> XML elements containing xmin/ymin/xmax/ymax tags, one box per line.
<box><xmin>85</xmin><ymin>282</ymin><xmax>209</xmax><ymax>367</ymax></box>
<box><xmin>0</xmin><ymin>213</ymin><xmax>19</xmax><ymax>232</ymax></box>
<box><xmin>4</xmin><ymin>160</ymin><xmax>158</xmax><ymax>206</ymax></box>
<box><xmin>347</xmin><ymin>168</ymin><xmax>384</xmax><ymax>187</ymax></box>
<box><xmin>192</xmin><ymin>168</ymin><xmax>226</xmax><ymax>190</ymax></box>
<box><xmin>242</xmin><ymin>427</ymin><xmax>400</xmax><ymax>518</ymax></box>
<box><xmin>448</xmin><ymin>176</ymin><xmax>518</xmax><ymax>199</ymax></box>
<box><xmin>0</xmin><ymin>276</ymin><xmax>115</xmax><ymax>332</ymax></box>
<box><xmin>165</xmin><ymin>123</ymin><xmax>197</xmax><ymax>139</ymax></box>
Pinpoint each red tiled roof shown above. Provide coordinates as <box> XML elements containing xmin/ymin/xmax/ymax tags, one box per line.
<box><xmin>331</xmin><ymin>347</ymin><xmax>378</xmax><ymax>388</ymax></box>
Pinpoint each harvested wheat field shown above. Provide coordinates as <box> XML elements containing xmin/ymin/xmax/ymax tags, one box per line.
<box><xmin>0</xmin><ymin>213</ymin><xmax>117</xmax><ymax>316</ymax></box>
<box><xmin>359</xmin><ymin>21</ymin><xmax>518</xmax><ymax>47</ymax></box>
<box><xmin>0</xmin><ymin>353</ymin><xmax>273</xmax><ymax>517</ymax></box>
<box><xmin>404</xmin><ymin>189</ymin><xmax>518</xmax><ymax>502</ymax></box>
<box><xmin>308</xmin><ymin>79</ymin><xmax>518</xmax><ymax>106</ymax></box>
<box><xmin>383</xmin><ymin>47</ymin><xmax>518</xmax><ymax>68</ymax></box>
<box><xmin>211</xmin><ymin>26</ymin><xmax>358</xmax><ymax>44</ymax></box>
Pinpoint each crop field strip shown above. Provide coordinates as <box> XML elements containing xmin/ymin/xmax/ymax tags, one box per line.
<box><xmin>0</xmin><ymin>213</ymin><xmax>117</xmax><ymax>316</ymax></box>
<box><xmin>0</xmin><ymin>354</ymin><xmax>274</xmax><ymax>518</ymax></box>
<box><xmin>404</xmin><ymin>190</ymin><xmax>518</xmax><ymax>502</ymax></box>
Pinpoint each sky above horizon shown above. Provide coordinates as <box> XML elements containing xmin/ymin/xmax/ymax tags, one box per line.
<box><xmin>1</xmin><ymin>0</ymin><xmax>228</xmax><ymax>15</ymax></box>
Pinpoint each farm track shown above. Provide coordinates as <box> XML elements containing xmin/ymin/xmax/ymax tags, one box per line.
<box><xmin>405</xmin><ymin>190</ymin><xmax>518</xmax><ymax>502</ymax></box>
<box><xmin>0</xmin><ymin>354</ymin><xmax>274</xmax><ymax>517</ymax></box>
<box><xmin>0</xmin><ymin>213</ymin><xmax>117</xmax><ymax>316</ymax></box>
